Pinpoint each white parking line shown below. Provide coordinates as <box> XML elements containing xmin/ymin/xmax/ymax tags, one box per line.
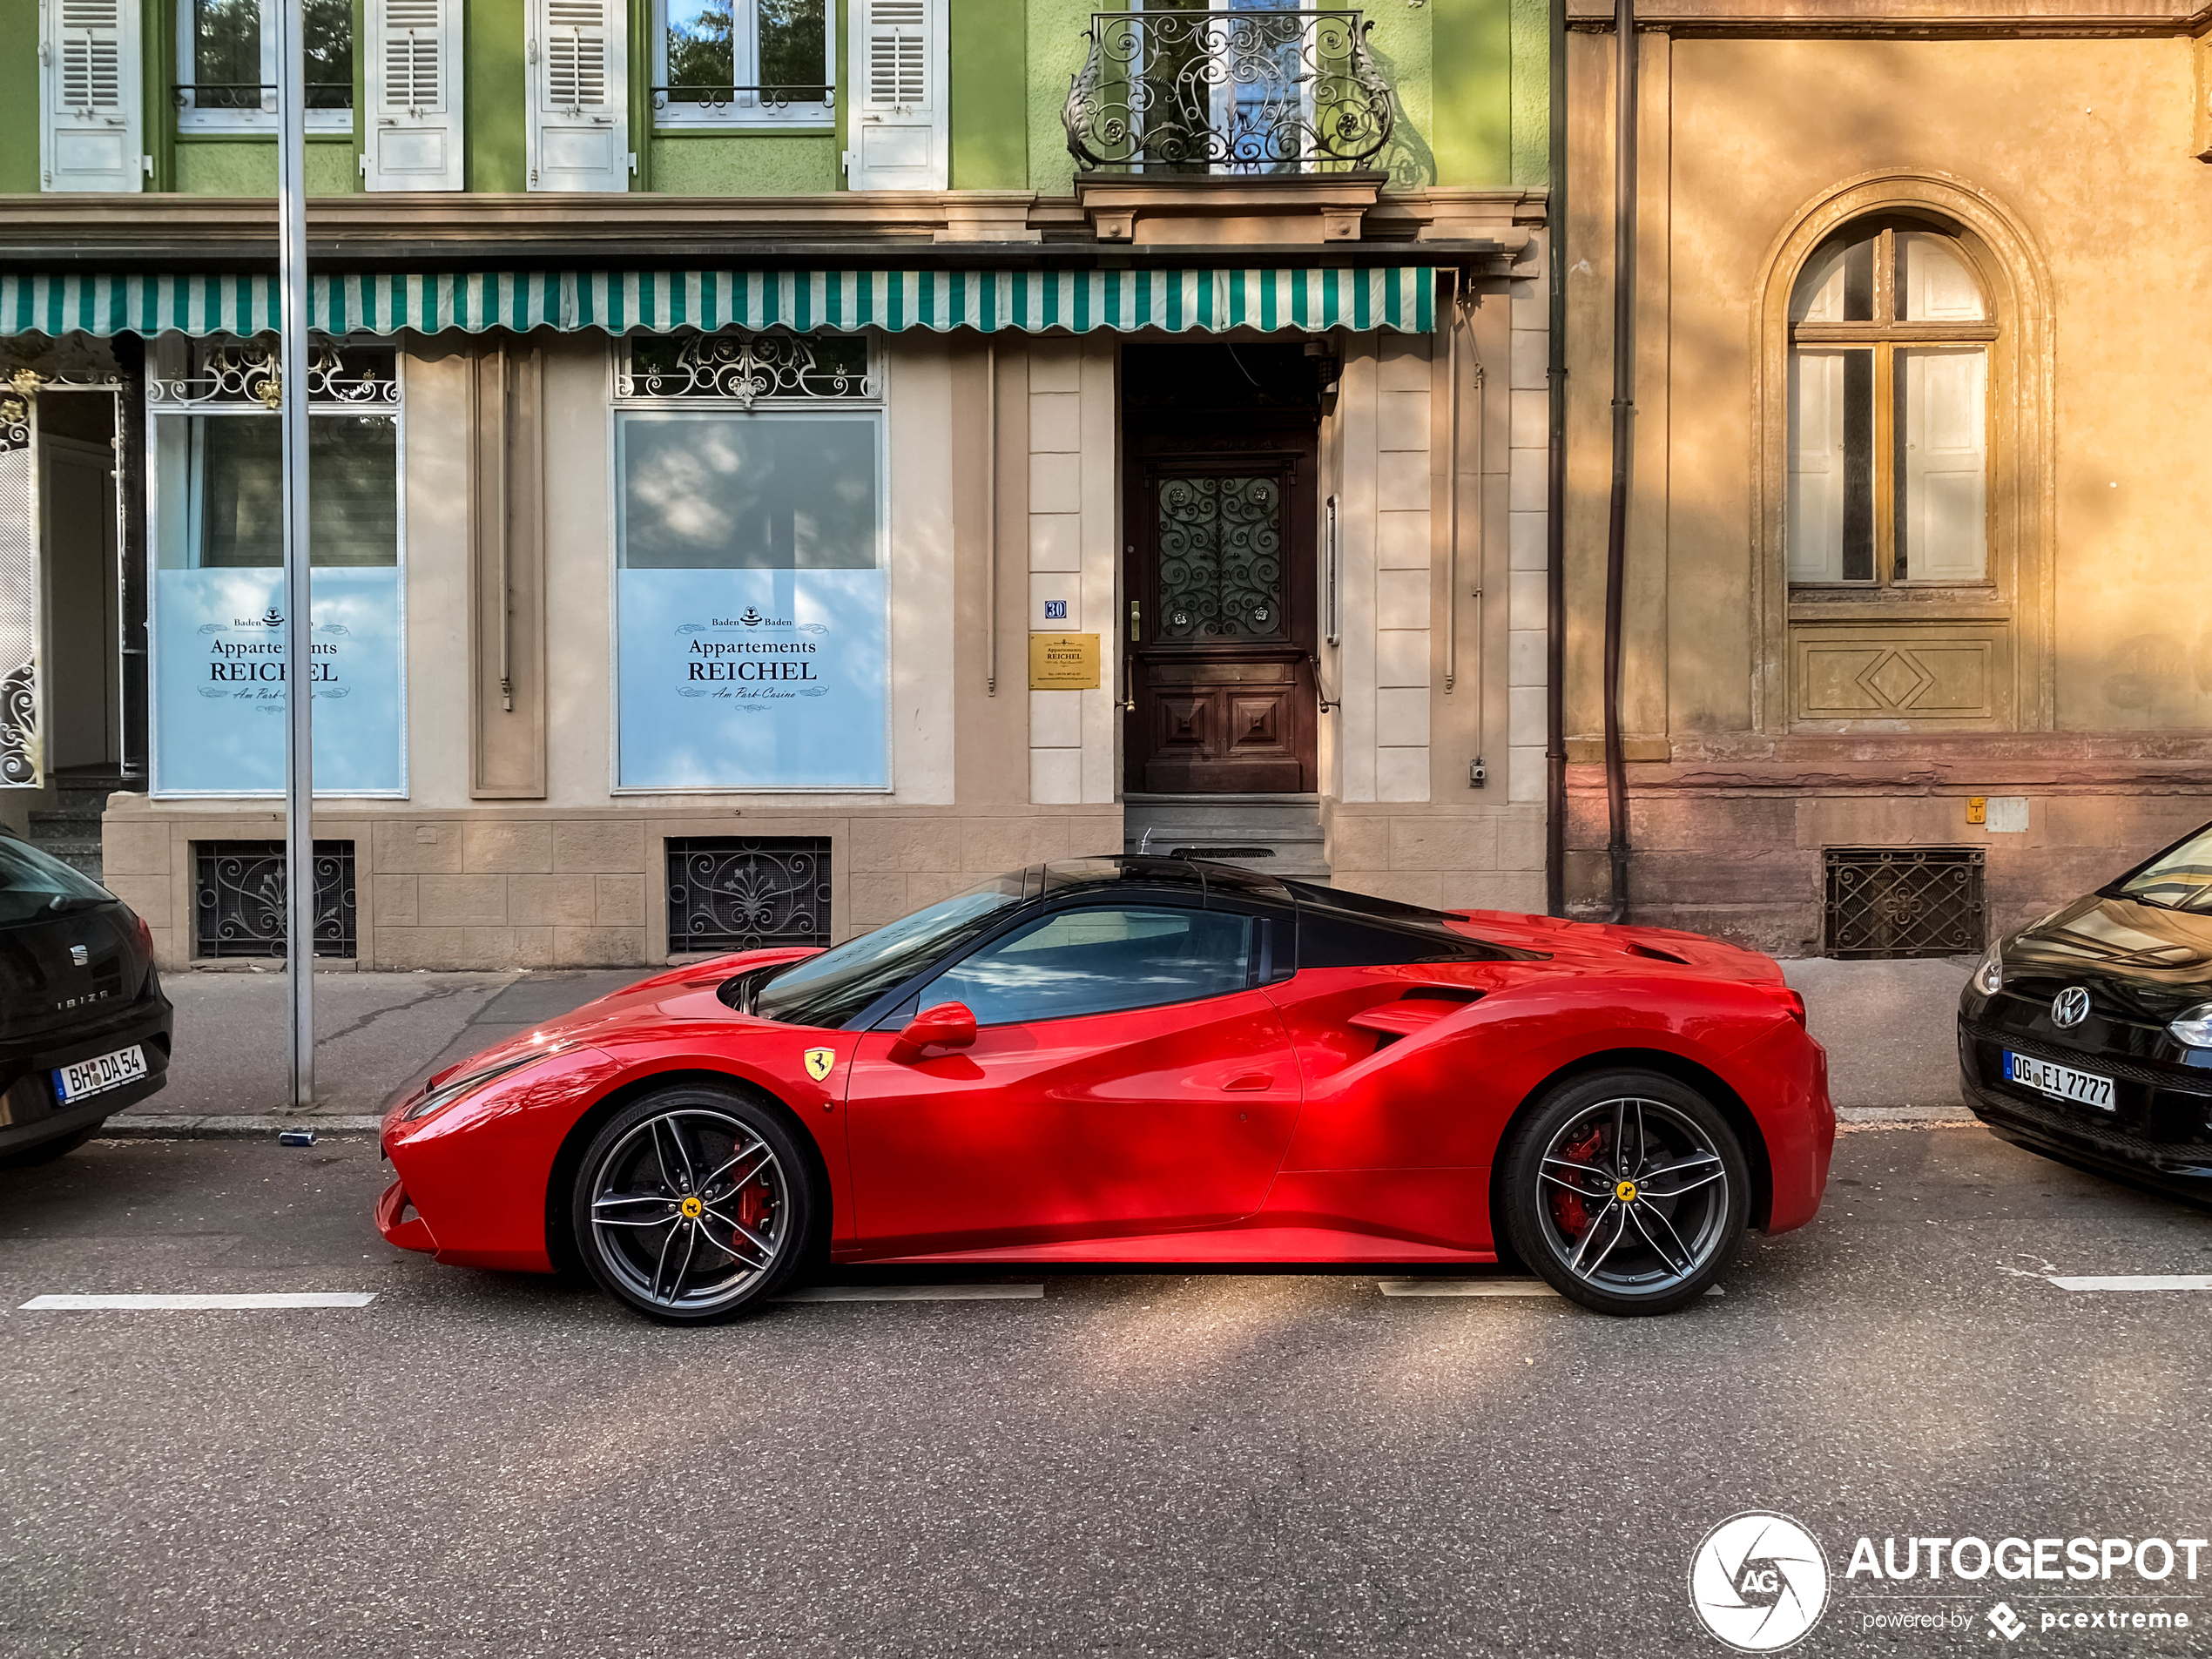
<box><xmin>2047</xmin><ymin>1274</ymin><xmax>2212</xmax><ymax>1292</ymax></box>
<box><xmin>18</xmin><ymin>1292</ymin><xmax>377</xmax><ymax>1311</ymax></box>
<box><xmin>773</xmin><ymin>1284</ymin><xmax>1044</xmax><ymax>1303</ymax></box>
<box><xmin>1379</xmin><ymin>1278</ymin><xmax>1724</xmax><ymax>1298</ymax></box>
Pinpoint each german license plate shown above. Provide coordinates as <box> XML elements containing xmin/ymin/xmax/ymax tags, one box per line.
<box><xmin>53</xmin><ymin>1044</ymin><xmax>146</xmax><ymax>1104</ymax></box>
<box><xmin>2005</xmin><ymin>1050</ymin><xmax>2114</xmax><ymax>1112</ymax></box>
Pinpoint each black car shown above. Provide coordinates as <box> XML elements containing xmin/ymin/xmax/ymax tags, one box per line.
<box><xmin>1959</xmin><ymin>822</ymin><xmax>2212</xmax><ymax>1201</ymax></box>
<box><xmin>0</xmin><ymin>832</ymin><xmax>172</xmax><ymax>1167</ymax></box>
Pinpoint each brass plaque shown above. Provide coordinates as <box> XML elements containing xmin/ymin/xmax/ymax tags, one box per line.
<box><xmin>1028</xmin><ymin>632</ymin><xmax>1101</xmax><ymax>691</ymax></box>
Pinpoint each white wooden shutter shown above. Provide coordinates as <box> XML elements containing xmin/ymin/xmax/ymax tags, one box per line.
<box><xmin>40</xmin><ymin>0</ymin><xmax>142</xmax><ymax>192</ymax></box>
<box><xmin>1786</xmin><ymin>351</ymin><xmax>1844</xmax><ymax>583</ymax></box>
<box><xmin>1899</xmin><ymin>347</ymin><xmax>1988</xmax><ymax>582</ymax></box>
<box><xmin>529</xmin><ymin>0</ymin><xmax>629</xmax><ymax>191</ymax></box>
<box><xmin>365</xmin><ymin>0</ymin><xmax>463</xmax><ymax>190</ymax></box>
<box><xmin>848</xmin><ymin>0</ymin><xmax>945</xmax><ymax>189</ymax></box>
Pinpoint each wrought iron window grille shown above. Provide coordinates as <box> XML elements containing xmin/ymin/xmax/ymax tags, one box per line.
<box><xmin>1157</xmin><ymin>475</ymin><xmax>1286</xmax><ymax>640</ymax></box>
<box><xmin>1062</xmin><ymin>8</ymin><xmax>1395</xmax><ymax>174</ymax></box>
<box><xmin>615</xmin><ymin>331</ymin><xmax>875</xmax><ymax>408</ymax></box>
<box><xmin>171</xmin><ymin>81</ymin><xmax>354</xmax><ymax>111</ymax></box>
<box><xmin>194</xmin><ymin>840</ymin><xmax>358</xmax><ymax>960</ymax></box>
<box><xmin>1824</xmin><ymin>846</ymin><xmax>1986</xmax><ymax>960</ymax></box>
<box><xmin>666</xmin><ymin>838</ymin><xmax>831</xmax><ymax>954</ymax></box>
<box><xmin>148</xmin><ymin>337</ymin><xmax>401</xmax><ymax>412</ymax></box>
<box><xmin>651</xmin><ymin>83</ymin><xmax>835</xmax><ymax>112</ymax></box>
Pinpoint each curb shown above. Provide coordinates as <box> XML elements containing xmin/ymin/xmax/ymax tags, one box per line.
<box><xmin>105</xmin><ymin>1115</ymin><xmax>383</xmax><ymax>1139</ymax></box>
<box><xmin>1837</xmin><ymin>1105</ymin><xmax>1979</xmax><ymax>1128</ymax></box>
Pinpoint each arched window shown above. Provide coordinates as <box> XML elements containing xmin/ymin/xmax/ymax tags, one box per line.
<box><xmin>1786</xmin><ymin>221</ymin><xmax>1994</xmax><ymax>586</ymax></box>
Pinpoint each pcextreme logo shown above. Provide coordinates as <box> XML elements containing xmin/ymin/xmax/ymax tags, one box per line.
<box><xmin>1689</xmin><ymin>1512</ymin><xmax>1832</xmax><ymax>1652</ymax></box>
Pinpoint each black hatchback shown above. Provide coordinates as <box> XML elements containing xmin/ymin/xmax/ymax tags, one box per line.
<box><xmin>1958</xmin><ymin>822</ymin><xmax>2212</xmax><ymax>1201</ymax></box>
<box><xmin>0</xmin><ymin>832</ymin><xmax>172</xmax><ymax>1166</ymax></box>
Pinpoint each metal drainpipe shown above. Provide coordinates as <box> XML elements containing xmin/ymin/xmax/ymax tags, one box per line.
<box><xmin>1543</xmin><ymin>0</ymin><xmax>1568</xmax><ymax>917</ymax></box>
<box><xmin>1601</xmin><ymin>0</ymin><xmax>1637</xmax><ymax>924</ymax></box>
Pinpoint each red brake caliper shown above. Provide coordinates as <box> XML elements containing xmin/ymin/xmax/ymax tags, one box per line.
<box><xmin>734</xmin><ymin>1179</ymin><xmax>772</xmax><ymax>1238</ymax></box>
<box><xmin>1548</xmin><ymin>1123</ymin><xmax>1605</xmax><ymax>1238</ymax></box>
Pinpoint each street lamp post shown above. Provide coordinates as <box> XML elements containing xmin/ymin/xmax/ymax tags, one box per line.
<box><xmin>275</xmin><ymin>0</ymin><xmax>314</xmax><ymax>1109</ymax></box>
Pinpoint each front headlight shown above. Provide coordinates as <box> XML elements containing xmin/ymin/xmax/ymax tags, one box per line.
<box><xmin>2168</xmin><ymin>1004</ymin><xmax>2212</xmax><ymax>1049</ymax></box>
<box><xmin>404</xmin><ymin>1050</ymin><xmax>548</xmax><ymax>1122</ymax></box>
<box><xmin>1971</xmin><ymin>941</ymin><xmax>2005</xmax><ymax>996</ymax></box>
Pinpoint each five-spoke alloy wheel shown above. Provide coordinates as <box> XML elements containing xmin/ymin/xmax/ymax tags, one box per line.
<box><xmin>1500</xmin><ymin>1069</ymin><xmax>1750</xmax><ymax>1315</ymax></box>
<box><xmin>571</xmin><ymin>1086</ymin><xmax>815</xmax><ymax>1324</ymax></box>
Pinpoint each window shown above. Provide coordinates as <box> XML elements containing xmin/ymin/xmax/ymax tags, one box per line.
<box><xmin>146</xmin><ymin>338</ymin><xmax>406</xmax><ymax>797</ymax></box>
<box><xmin>655</xmin><ymin>0</ymin><xmax>833</xmax><ymax>125</ymax></box>
<box><xmin>610</xmin><ymin>331</ymin><xmax>888</xmax><ymax>790</ymax></box>
<box><xmin>1787</xmin><ymin>223</ymin><xmax>1993</xmax><ymax>586</ymax></box>
<box><xmin>925</xmin><ymin>907</ymin><xmax>1256</xmax><ymax>1027</ymax></box>
<box><xmin>179</xmin><ymin>0</ymin><xmax>354</xmax><ymax>130</ymax></box>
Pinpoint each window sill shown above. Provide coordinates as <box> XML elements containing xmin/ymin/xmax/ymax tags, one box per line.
<box><xmin>175</xmin><ymin>128</ymin><xmax>357</xmax><ymax>143</ymax></box>
<box><xmin>652</xmin><ymin>123</ymin><xmax>837</xmax><ymax>137</ymax></box>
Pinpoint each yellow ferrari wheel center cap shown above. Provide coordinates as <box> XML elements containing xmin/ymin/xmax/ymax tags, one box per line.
<box><xmin>679</xmin><ymin>1196</ymin><xmax>705</xmax><ymax>1220</ymax></box>
<box><xmin>1615</xmin><ymin>1180</ymin><xmax>1639</xmax><ymax>1204</ymax></box>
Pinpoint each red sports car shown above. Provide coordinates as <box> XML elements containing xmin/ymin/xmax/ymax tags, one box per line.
<box><xmin>377</xmin><ymin>858</ymin><xmax>1832</xmax><ymax>1321</ymax></box>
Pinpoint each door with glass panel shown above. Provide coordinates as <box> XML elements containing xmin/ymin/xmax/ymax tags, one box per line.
<box><xmin>1785</xmin><ymin>220</ymin><xmax>2005</xmax><ymax>727</ymax></box>
<box><xmin>1124</xmin><ymin>430</ymin><xmax>1318</xmax><ymax>794</ymax></box>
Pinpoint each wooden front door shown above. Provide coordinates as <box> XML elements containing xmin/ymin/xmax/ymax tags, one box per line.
<box><xmin>1124</xmin><ymin>435</ymin><xmax>1318</xmax><ymax>794</ymax></box>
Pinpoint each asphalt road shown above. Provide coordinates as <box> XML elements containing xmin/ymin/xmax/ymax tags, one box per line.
<box><xmin>3</xmin><ymin>1126</ymin><xmax>2210</xmax><ymax>1658</ymax></box>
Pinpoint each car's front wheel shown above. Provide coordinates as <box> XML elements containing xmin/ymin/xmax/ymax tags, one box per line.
<box><xmin>1499</xmin><ymin>1069</ymin><xmax>1750</xmax><ymax>1316</ymax></box>
<box><xmin>570</xmin><ymin>1084</ymin><xmax>815</xmax><ymax>1325</ymax></box>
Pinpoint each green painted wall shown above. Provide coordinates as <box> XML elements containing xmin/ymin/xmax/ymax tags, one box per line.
<box><xmin>1364</xmin><ymin>3</ymin><xmax>1436</xmax><ymax>188</ymax></box>
<box><xmin>950</xmin><ymin>0</ymin><xmax>1027</xmax><ymax>189</ymax></box>
<box><xmin>1509</xmin><ymin>0</ymin><xmax>1548</xmax><ymax>186</ymax></box>
<box><xmin>651</xmin><ymin>135</ymin><xmax>840</xmax><ymax>193</ymax></box>
<box><xmin>174</xmin><ymin>137</ymin><xmax>358</xmax><ymax>194</ymax></box>
<box><xmin>1432</xmin><ymin>0</ymin><xmax>1509</xmax><ymax>186</ymax></box>
<box><xmin>1025</xmin><ymin>0</ymin><xmax>1089</xmax><ymax>198</ymax></box>
<box><xmin>468</xmin><ymin>0</ymin><xmax>528</xmax><ymax>192</ymax></box>
<box><xmin>0</xmin><ymin>0</ymin><xmax>37</xmax><ymax>192</ymax></box>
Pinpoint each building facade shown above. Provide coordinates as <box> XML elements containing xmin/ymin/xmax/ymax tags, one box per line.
<box><xmin>0</xmin><ymin>0</ymin><xmax>1551</xmax><ymax>970</ymax></box>
<box><xmin>1562</xmin><ymin>0</ymin><xmax>2212</xmax><ymax>954</ymax></box>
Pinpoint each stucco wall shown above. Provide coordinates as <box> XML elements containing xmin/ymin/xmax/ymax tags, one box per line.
<box><xmin>1561</xmin><ymin>29</ymin><xmax>2212</xmax><ymax>942</ymax></box>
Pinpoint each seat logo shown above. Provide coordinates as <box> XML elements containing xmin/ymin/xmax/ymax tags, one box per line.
<box><xmin>70</xmin><ymin>944</ymin><xmax>88</xmax><ymax>968</ymax></box>
<box><xmin>803</xmin><ymin>1048</ymin><xmax>835</xmax><ymax>1082</ymax></box>
<box><xmin>2053</xmin><ymin>987</ymin><xmax>2091</xmax><ymax>1028</ymax></box>
<box><xmin>1688</xmin><ymin>1512</ymin><xmax>1830</xmax><ymax>1652</ymax></box>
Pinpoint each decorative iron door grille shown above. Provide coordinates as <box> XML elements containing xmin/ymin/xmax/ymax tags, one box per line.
<box><xmin>193</xmin><ymin>841</ymin><xmax>358</xmax><ymax>959</ymax></box>
<box><xmin>1824</xmin><ymin>846</ymin><xmax>1985</xmax><ymax>960</ymax></box>
<box><xmin>666</xmin><ymin>838</ymin><xmax>832</xmax><ymax>954</ymax></box>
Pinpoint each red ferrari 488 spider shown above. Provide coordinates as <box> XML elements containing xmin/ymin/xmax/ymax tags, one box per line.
<box><xmin>377</xmin><ymin>858</ymin><xmax>1832</xmax><ymax>1321</ymax></box>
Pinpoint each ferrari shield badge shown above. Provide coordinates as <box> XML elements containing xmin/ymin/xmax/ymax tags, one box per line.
<box><xmin>803</xmin><ymin>1048</ymin><xmax>835</xmax><ymax>1082</ymax></box>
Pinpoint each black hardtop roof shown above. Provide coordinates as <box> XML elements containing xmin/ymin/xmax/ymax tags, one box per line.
<box><xmin>1034</xmin><ymin>855</ymin><xmax>1291</xmax><ymax>906</ymax></box>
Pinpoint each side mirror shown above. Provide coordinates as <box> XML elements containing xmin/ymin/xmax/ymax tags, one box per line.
<box><xmin>890</xmin><ymin>1001</ymin><xmax>978</xmax><ymax>1062</ymax></box>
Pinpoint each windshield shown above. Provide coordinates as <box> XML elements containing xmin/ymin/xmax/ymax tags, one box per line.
<box><xmin>0</xmin><ymin>833</ymin><xmax>113</xmax><ymax>927</ymax></box>
<box><xmin>751</xmin><ymin>873</ymin><xmax>1027</xmax><ymax>1029</ymax></box>
<box><xmin>2113</xmin><ymin>826</ymin><xmax>2212</xmax><ymax>914</ymax></box>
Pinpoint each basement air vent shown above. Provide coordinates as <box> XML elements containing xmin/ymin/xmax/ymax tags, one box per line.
<box><xmin>666</xmin><ymin>838</ymin><xmax>831</xmax><ymax>954</ymax></box>
<box><xmin>193</xmin><ymin>840</ymin><xmax>357</xmax><ymax>959</ymax></box>
<box><xmin>1823</xmin><ymin>846</ymin><xmax>1985</xmax><ymax>960</ymax></box>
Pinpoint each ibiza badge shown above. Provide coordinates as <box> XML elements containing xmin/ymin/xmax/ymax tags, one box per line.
<box><xmin>803</xmin><ymin>1048</ymin><xmax>835</xmax><ymax>1082</ymax></box>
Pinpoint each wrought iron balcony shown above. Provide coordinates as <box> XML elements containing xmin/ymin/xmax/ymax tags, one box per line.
<box><xmin>1062</xmin><ymin>8</ymin><xmax>1394</xmax><ymax>174</ymax></box>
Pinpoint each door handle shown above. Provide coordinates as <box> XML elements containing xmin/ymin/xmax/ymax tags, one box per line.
<box><xmin>1223</xmin><ymin>1072</ymin><xmax>1273</xmax><ymax>1092</ymax></box>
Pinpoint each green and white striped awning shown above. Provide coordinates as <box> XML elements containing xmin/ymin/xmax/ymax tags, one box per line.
<box><xmin>0</xmin><ymin>267</ymin><xmax>1435</xmax><ymax>338</ymax></box>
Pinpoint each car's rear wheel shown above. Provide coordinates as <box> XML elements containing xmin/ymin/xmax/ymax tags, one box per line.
<box><xmin>1499</xmin><ymin>1069</ymin><xmax>1749</xmax><ymax>1316</ymax></box>
<box><xmin>570</xmin><ymin>1085</ymin><xmax>814</xmax><ymax>1325</ymax></box>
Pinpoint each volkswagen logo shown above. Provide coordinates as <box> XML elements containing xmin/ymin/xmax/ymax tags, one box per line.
<box><xmin>2053</xmin><ymin>987</ymin><xmax>2092</xmax><ymax>1029</ymax></box>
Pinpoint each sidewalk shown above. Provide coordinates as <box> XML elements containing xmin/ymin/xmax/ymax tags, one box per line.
<box><xmin>111</xmin><ymin>955</ymin><xmax>1975</xmax><ymax>1135</ymax></box>
<box><xmin>118</xmin><ymin>968</ymin><xmax>645</xmax><ymax>1132</ymax></box>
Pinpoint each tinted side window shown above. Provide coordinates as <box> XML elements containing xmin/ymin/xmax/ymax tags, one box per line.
<box><xmin>1298</xmin><ymin>912</ymin><xmax>1487</xmax><ymax>968</ymax></box>
<box><xmin>928</xmin><ymin>907</ymin><xmax>1253</xmax><ymax>1027</ymax></box>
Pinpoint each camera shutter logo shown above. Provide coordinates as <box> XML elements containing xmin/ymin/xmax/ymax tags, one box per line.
<box><xmin>2053</xmin><ymin>987</ymin><xmax>2090</xmax><ymax>1028</ymax></box>
<box><xmin>1688</xmin><ymin>1513</ymin><xmax>1830</xmax><ymax>1652</ymax></box>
